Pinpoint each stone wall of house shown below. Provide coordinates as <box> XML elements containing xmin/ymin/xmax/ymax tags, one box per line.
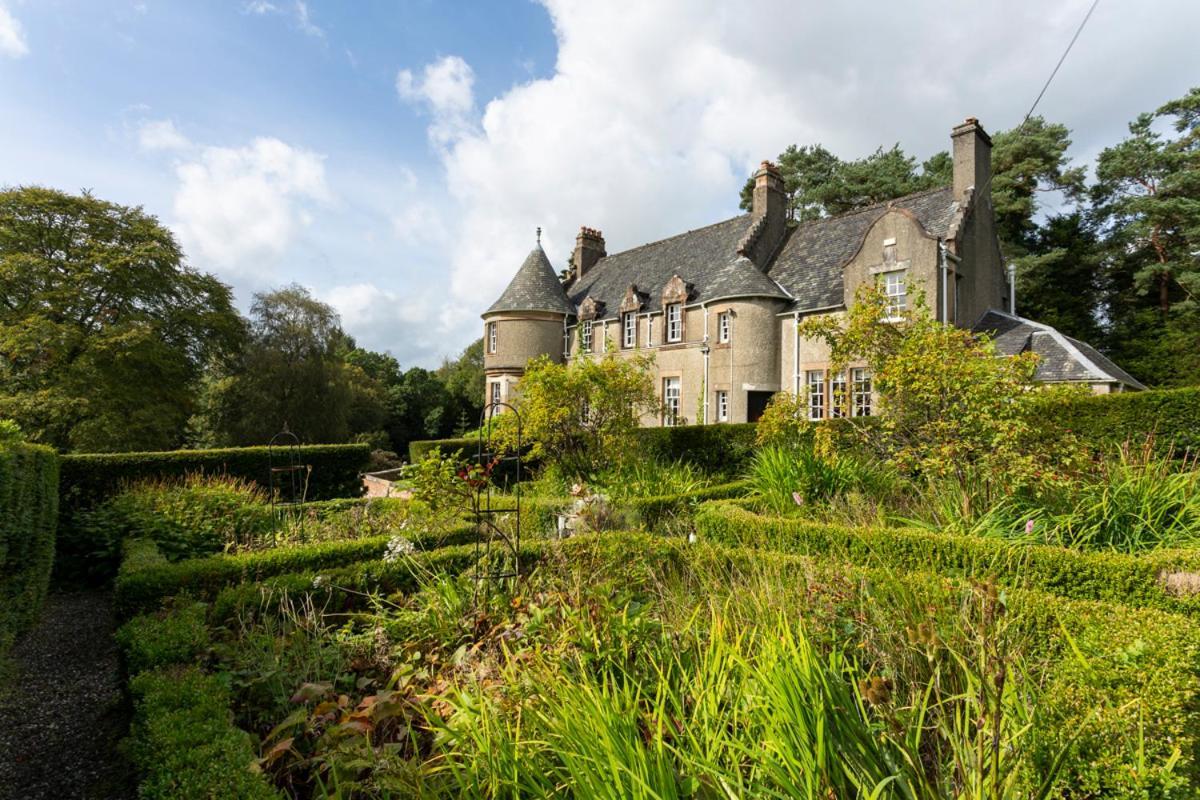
<box><xmin>843</xmin><ymin>208</ymin><xmax>945</xmax><ymax>321</ymax></box>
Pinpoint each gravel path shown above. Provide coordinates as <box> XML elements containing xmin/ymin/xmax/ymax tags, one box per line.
<box><xmin>0</xmin><ymin>591</ymin><xmax>134</xmax><ymax>800</ymax></box>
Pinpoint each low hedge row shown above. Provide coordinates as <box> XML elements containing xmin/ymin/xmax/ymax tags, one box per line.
<box><xmin>695</xmin><ymin>502</ymin><xmax>1200</xmax><ymax>616</ymax></box>
<box><xmin>0</xmin><ymin>440</ymin><xmax>59</xmax><ymax>662</ymax></box>
<box><xmin>115</xmin><ymin>523</ymin><xmax>477</xmax><ymax>618</ymax></box>
<box><xmin>128</xmin><ymin>666</ymin><xmax>280</xmax><ymax>799</ymax></box>
<box><xmin>176</xmin><ymin>531</ymin><xmax>1200</xmax><ymax>794</ymax></box>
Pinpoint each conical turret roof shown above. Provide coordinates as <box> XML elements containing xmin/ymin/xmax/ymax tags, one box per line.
<box><xmin>485</xmin><ymin>244</ymin><xmax>574</xmax><ymax>316</ymax></box>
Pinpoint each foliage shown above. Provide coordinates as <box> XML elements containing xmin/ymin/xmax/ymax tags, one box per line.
<box><xmin>633</xmin><ymin>421</ymin><xmax>758</xmax><ymax>477</ymax></box>
<box><xmin>117</xmin><ymin>600</ymin><xmax>211</xmax><ymax>675</ymax></box>
<box><xmin>0</xmin><ymin>436</ymin><xmax>58</xmax><ymax>663</ymax></box>
<box><xmin>1014</xmin><ymin>213</ymin><xmax>1106</xmax><ymax>343</ymax></box>
<box><xmin>961</xmin><ymin>444</ymin><xmax>1200</xmax><ymax>553</ymax></box>
<box><xmin>694</xmin><ymin>501</ymin><xmax>1200</xmax><ymax>616</ymax></box>
<box><xmin>0</xmin><ymin>186</ymin><xmax>244</xmax><ymax>452</ymax></box>
<box><xmin>1029</xmin><ymin>385</ymin><xmax>1200</xmax><ymax>456</ymax></box>
<box><xmin>191</xmin><ymin>284</ymin><xmax>366</xmax><ymax>446</ymax></box>
<box><xmin>114</xmin><ymin>522</ymin><xmax>476</xmax><ymax>618</ymax></box>
<box><xmin>798</xmin><ymin>286</ymin><xmax>1080</xmax><ymax>502</ymax></box>
<box><xmin>1094</xmin><ymin>86</ymin><xmax>1200</xmax><ymax>386</ymax></box>
<box><xmin>491</xmin><ymin>352</ymin><xmax>658</xmax><ymax>479</ymax></box>
<box><xmin>127</xmin><ymin>666</ymin><xmax>281</xmax><ymax>799</ymax></box>
<box><xmin>745</xmin><ymin>444</ymin><xmax>897</xmax><ymax>514</ymax></box>
<box><xmin>55</xmin><ymin>442</ymin><xmax>368</xmax><ymax>582</ymax></box>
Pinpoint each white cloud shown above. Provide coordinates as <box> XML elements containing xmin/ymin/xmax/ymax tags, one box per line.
<box><xmin>171</xmin><ymin>137</ymin><xmax>329</xmax><ymax>280</ymax></box>
<box><xmin>402</xmin><ymin>0</ymin><xmax>1198</xmax><ymax>348</ymax></box>
<box><xmin>396</xmin><ymin>55</ymin><xmax>476</xmax><ymax>147</ymax></box>
<box><xmin>243</xmin><ymin>0</ymin><xmax>323</xmax><ymax>38</ymax></box>
<box><xmin>137</xmin><ymin>119</ymin><xmax>191</xmax><ymax>151</ymax></box>
<box><xmin>0</xmin><ymin>4</ymin><xmax>29</xmax><ymax>58</ymax></box>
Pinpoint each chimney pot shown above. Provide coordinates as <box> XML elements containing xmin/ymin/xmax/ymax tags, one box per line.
<box><xmin>573</xmin><ymin>225</ymin><xmax>606</xmax><ymax>282</ymax></box>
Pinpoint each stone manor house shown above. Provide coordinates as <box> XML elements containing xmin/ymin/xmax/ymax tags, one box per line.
<box><xmin>482</xmin><ymin>118</ymin><xmax>1143</xmax><ymax>427</ymax></box>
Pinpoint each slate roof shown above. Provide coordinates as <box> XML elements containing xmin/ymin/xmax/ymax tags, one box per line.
<box><xmin>768</xmin><ymin>186</ymin><xmax>958</xmax><ymax>312</ymax></box>
<box><xmin>491</xmin><ymin>185</ymin><xmax>959</xmax><ymax>318</ymax></box>
<box><xmin>565</xmin><ymin>215</ymin><xmax>790</xmax><ymax>315</ymax></box>
<box><xmin>486</xmin><ymin>245</ymin><xmax>574</xmax><ymax>315</ymax></box>
<box><xmin>973</xmin><ymin>310</ymin><xmax>1145</xmax><ymax>389</ymax></box>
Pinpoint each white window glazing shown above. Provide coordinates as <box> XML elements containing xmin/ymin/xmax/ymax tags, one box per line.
<box><xmin>883</xmin><ymin>270</ymin><xmax>907</xmax><ymax>319</ymax></box>
<box><xmin>487</xmin><ymin>321</ymin><xmax>497</xmax><ymax>353</ymax></box>
<box><xmin>622</xmin><ymin>312</ymin><xmax>636</xmax><ymax>348</ymax></box>
<box><xmin>716</xmin><ymin>390</ymin><xmax>729</xmax><ymax>422</ymax></box>
<box><xmin>717</xmin><ymin>312</ymin><xmax>731</xmax><ymax>343</ymax></box>
<box><xmin>852</xmin><ymin>368</ymin><xmax>872</xmax><ymax>417</ymax></box>
<box><xmin>666</xmin><ymin>303</ymin><xmax>682</xmax><ymax>343</ymax></box>
<box><xmin>490</xmin><ymin>381</ymin><xmax>501</xmax><ymax>408</ymax></box>
<box><xmin>580</xmin><ymin>320</ymin><xmax>592</xmax><ymax>353</ymax></box>
<box><xmin>806</xmin><ymin>370</ymin><xmax>825</xmax><ymax>420</ymax></box>
<box><xmin>663</xmin><ymin>377</ymin><xmax>681</xmax><ymax>426</ymax></box>
<box><xmin>830</xmin><ymin>372</ymin><xmax>847</xmax><ymax>418</ymax></box>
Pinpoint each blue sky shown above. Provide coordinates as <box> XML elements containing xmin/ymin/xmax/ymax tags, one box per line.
<box><xmin>2</xmin><ymin>0</ymin><xmax>1198</xmax><ymax>366</ymax></box>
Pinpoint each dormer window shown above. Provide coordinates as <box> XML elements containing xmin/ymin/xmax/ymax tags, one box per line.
<box><xmin>666</xmin><ymin>303</ymin><xmax>682</xmax><ymax>343</ymax></box>
<box><xmin>580</xmin><ymin>320</ymin><xmax>593</xmax><ymax>353</ymax></box>
<box><xmin>622</xmin><ymin>312</ymin><xmax>636</xmax><ymax>349</ymax></box>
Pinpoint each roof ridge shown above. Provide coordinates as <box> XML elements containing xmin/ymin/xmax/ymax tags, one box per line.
<box><xmin>598</xmin><ymin>213</ymin><xmax>750</xmax><ymax>261</ymax></box>
<box><xmin>791</xmin><ymin>185</ymin><xmax>953</xmax><ymax>229</ymax></box>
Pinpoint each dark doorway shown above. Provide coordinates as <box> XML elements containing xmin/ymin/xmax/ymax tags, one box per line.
<box><xmin>747</xmin><ymin>391</ymin><xmax>775</xmax><ymax>423</ymax></box>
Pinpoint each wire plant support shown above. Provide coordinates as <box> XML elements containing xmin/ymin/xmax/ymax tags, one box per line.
<box><xmin>472</xmin><ymin>402</ymin><xmax>523</xmax><ymax>604</ymax></box>
<box><xmin>268</xmin><ymin>425</ymin><xmax>311</xmax><ymax>545</ymax></box>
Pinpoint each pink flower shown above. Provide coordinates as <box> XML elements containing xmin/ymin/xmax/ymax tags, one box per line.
<box><xmin>792</xmin><ymin>492</ymin><xmax>805</xmax><ymax>507</ymax></box>
<box><xmin>1025</xmin><ymin>519</ymin><xmax>1036</xmax><ymax>535</ymax></box>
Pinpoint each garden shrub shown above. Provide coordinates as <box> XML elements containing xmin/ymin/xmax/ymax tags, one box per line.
<box><xmin>117</xmin><ymin>600</ymin><xmax>211</xmax><ymax>675</ymax></box>
<box><xmin>56</xmin><ymin>443</ymin><xmax>370</xmax><ymax>582</ymax></box>
<box><xmin>115</xmin><ymin>523</ymin><xmax>476</xmax><ymax>618</ymax></box>
<box><xmin>0</xmin><ymin>437</ymin><xmax>59</xmax><ymax>662</ymax></box>
<box><xmin>127</xmin><ymin>666</ymin><xmax>280</xmax><ymax>799</ymax></box>
<box><xmin>694</xmin><ymin>501</ymin><xmax>1200</xmax><ymax>615</ymax></box>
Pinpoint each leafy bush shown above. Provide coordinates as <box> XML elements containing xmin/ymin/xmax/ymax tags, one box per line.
<box><xmin>56</xmin><ymin>442</ymin><xmax>369</xmax><ymax>582</ymax></box>
<box><xmin>745</xmin><ymin>444</ymin><xmax>897</xmax><ymax>514</ymax></box>
<box><xmin>117</xmin><ymin>600</ymin><xmax>211</xmax><ymax>675</ymax></box>
<box><xmin>127</xmin><ymin>666</ymin><xmax>280</xmax><ymax>799</ymax></box>
<box><xmin>89</xmin><ymin>474</ymin><xmax>274</xmax><ymax>564</ymax></box>
<box><xmin>0</xmin><ymin>436</ymin><xmax>59</xmax><ymax>662</ymax></box>
<box><xmin>1038</xmin><ymin>385</ymin><xmax>1200</xmax><ymax>457</ymax></box>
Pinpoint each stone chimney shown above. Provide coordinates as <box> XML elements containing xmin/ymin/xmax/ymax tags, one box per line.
<box><xmin>739</xmin><ymin>161</ymin><xmax>787</xmax><ymax>269</ymax></box>
<box><xmin>573</xmin><ymin>226</ymin><xmax>606</xmax><ymax>282</ymax></box>
<box><xmin>951</xmin><ymin>117</ymin><xmax>992</xmax><ymax>208</ymax></box>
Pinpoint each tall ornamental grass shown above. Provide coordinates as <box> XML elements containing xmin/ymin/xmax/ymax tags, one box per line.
<box><xmin>746</xmin><ymin>444</ymin><xmax>897</xmax><ymax>515</ymax></box>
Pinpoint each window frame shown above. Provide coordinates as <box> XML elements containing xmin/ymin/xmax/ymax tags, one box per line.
<box><xmin>665</xmin><ymin>303</ymin><xmax>683</xmax><ymax>343</ymax></box>
<box><xmin>622</xmin><ymin>312</ymin><xmax>636</xmax><ymax>349</ymax></box>
<box><xmin>580</xmin><ymin>320</ymin><xmax>593</xmax><ymax>353</ymax></box>
<box><xmin>717</xmin><ymin>311</ymin><xmax>731</xmax><ymax>344</ymax></box>
<box><xmin>490</xmin><ymin>381</ymin><xmax>501</xmax><ymax>408</ymax></box>
<box><xmin>806</xmin><ymin>369</ymin><xmax>825</xmax><ymax>421</ymax></box>
<box><xmin>882</xmin><ymin>269</ymin><xmax>907</xmax><ymax>321</ymax></box>
<box><xmin>830</xmin><ymin>371</ymin><xmax>848</xmax><ymax>419</ymax></box>
<box><xmin>716</xmin><ymin>389</ymin><xmax>729</xmax><ymax>422</ymax></box>
<box><xmin>663</xmin><ymin>376</ymin><xmax>681</xmax><ymax>426</ymax></box>
<box><xmin>487</xmin><ymin>321</ymin><xmax>497</xmax><ymax>354</ymax></box>
<box><xmin>852</xmin><ymin>367</ymin><xmax>872</xmax><ymax>417</ymax></box>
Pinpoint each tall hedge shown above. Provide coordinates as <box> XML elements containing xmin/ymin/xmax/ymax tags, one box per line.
<box><xmin>1040</xmin><ymin>385</ymin><xmax>1200</xmax><ymax>455</ymax></box>
<box><xmin>55</xmin><ymin>443</ymin><xmax>370</xmax><ymax>584</ymax></box>
<box><xmin>0</xmin><ymin>441</ymin><xmax>60</xmax><ymax>660</ymax></box>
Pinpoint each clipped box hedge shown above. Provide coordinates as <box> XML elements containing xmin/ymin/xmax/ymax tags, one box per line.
<box><xmin>695</xmin><ymin>501</ymin><xmax>1200</xmax><ymax>616</ymax></box>
<box><xmin>128</xmin><ymin>666</ymin><xmax>280</xmax><ymax>799</ymax></box>
<box><xmin>115</xmin><ymin>523</ymin><xmax>476</xmax><ymax>618</ymax></box>
<box><xmin>0</xmin><ymin>440</ymin><xmax>59</xmax><ymax>661</ymax></box>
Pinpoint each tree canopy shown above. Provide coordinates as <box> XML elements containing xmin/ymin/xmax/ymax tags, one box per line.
<box><xmin>0</xmin><ymin>186</ymin><xmax>243</xmax><ymax>451</ymax></box>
